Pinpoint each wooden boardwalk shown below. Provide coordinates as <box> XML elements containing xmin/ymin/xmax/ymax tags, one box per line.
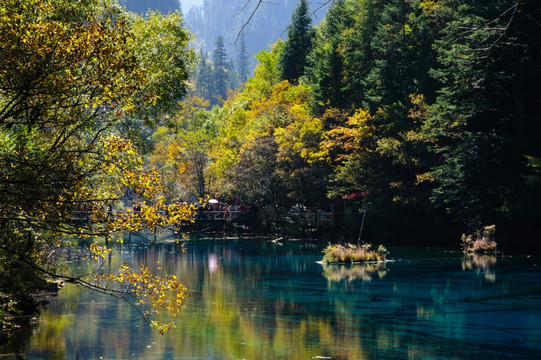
<box><xmin>71</xmin><ymin>208</ymin><xmax>337</xmax><ymax>229</ymax></box>
<box><xmin>192</xmin><ymin>208</ymin><xmax>336</xmax><ymax>229</ymax></box>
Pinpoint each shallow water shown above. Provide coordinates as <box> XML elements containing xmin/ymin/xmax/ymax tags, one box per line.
<box><xmin>10</xmin><ymin>238</ymin><xmax>541</xmax><ymax>359</ymax></box>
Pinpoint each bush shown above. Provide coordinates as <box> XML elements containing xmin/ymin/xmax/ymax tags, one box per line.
<box><xmin>461</xmin><ymin>225</ymin><xmax>497</xmax><ymax>254</ymax></box>
<box><xmin>321</xmin><ymin>243</ymin><xmax>387</xmax><ymax>264</ymax></box>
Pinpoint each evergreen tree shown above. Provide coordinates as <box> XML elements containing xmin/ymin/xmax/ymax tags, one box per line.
<box><xmin>307</xmin><ymin>1</ymin><xmax>350</xmax><ymax>114</ymax></box>
<box><xmin>195</xmin><ymin>50</ymin><xmax>213</xmax><ymax>102</ymax></box>
<box><xmin>423</xmin><ymin>0</ymin><xmax>541</xmax><ymax>242</ymax></box>
<box><xmin>278</xmin><ymin>0</ymin><xmax>315</xmax><ymax>83</ymax></box>
<box><xmin>237</xmin><ymin>31</ymin><xmax>250</xmax><ymax>83</ymax></box>
<box><xmin>228</xmin><ymin>58</ymin><xmax>240</xmax><ymax>90</ymax></box>
<box><xmin>212</xmin><ymin>35</ymin><xmax>229</xmax><ymax>104</ymax></box>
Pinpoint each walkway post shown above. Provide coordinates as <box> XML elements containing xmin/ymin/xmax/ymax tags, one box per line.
<box><xmin>357</xmin><ymin>206</ymin><xmax>367</xmax><ymax>247</ymax></box>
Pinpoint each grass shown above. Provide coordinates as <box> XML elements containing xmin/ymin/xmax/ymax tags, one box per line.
<box><xmin>321</xmin><ymin>242</ymin><xmax>387</xmax><ymax>264</ymax></box>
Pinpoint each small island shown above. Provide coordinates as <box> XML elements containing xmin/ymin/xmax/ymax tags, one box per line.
<box><xmin>321</xmin><ymin>243</ymin><xmax>388</xmax><ymax>264</ymax></box>
<box><xmin>461</xmin><ymin>225</ymin><xmax>497</xmax><ymax>255</ymax></box>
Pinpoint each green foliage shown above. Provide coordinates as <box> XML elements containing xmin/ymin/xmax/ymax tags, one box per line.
<box><xmin>127</xmin><ymin>10</ymin><xmax>196</xmax><ymax>118</ymax></box>
<box><xmin>190</xmin><ymin>37</ymin><xmax>240</xmax><ymax>106</ymax></box>
<box><xmin>157</xmin><ymin>0</ymin><xmax>541</xmax><ymax>250</ymax></box>
<box><xmin>117</xmin><ymin>9</ymin><xmax>195</xmax><ymax>152</ymax></box>
<box><xmin>237</xmin><ymin>32</ymin><xmax>250</xmax><ymax>83</ymax></box>
<box><xmin>420</xmin><ymin>0</ymin><xmax>541</xmax><ymax>235</ymax></box>
<box><xmin>212</xmin><ymin>36</ymin><xmax>230</xmax><ymax>104</ymax></box>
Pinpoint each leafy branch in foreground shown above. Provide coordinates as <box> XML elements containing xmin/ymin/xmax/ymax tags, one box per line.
<box><xmin>90</xmin><ymin>262</ymin><xmax>188</xmax><ymax>335</ymax></box>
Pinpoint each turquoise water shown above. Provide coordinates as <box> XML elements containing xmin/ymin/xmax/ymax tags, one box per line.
<box><xmin>12</xmin><ymin>238</ymin><xmax>541</xmax><ymax>359</ymax></box>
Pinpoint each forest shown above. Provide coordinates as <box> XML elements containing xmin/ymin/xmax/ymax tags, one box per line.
<box><xmin>175</xmin><ymin>0</ymin><xmax>541</xmax><ymax>250</ymax></box>
<box><xmin>0</xmin><ymin>0</ymin><xmax>540</xmax><ymax>335</ymax></box>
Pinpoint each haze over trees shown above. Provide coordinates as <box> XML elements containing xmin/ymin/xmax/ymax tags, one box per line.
<box><xmin>119</xmin><ymin>0</ymin><xmax>181</xmax><ymax>14</ymax></box>
<box><xmin>185</xmin><ymin>0</ymin><xmax>330</xmax><ymax>74</ymax></box>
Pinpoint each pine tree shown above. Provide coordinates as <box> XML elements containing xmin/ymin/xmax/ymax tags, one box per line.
<box><xmin>228</xmin><ymin>58</ymin><xmax>240</xmax><ymax>90</ymax></box>
<box><xmin>422</xmin><ymin>0</ymin><xmax>541</xmax><ymax>243</ymax></box>
<box><xmin>278</xmin><ymin>0</ymin><xmax>315</xmax><ymax>83</ymax></box>
<box><xmin>195</xmin><ymin>50</ymin><xmax>213</xmax><ymax>102</ymax></box>
<box><xmin>237</xmin><ymin>31</ymin><xmax>250</xmax><ymax>83</ymax></box>
<box><xmin>307</xmin><ymin>1</ymin><xmax>349</xmax><ymax>114</ymax></box>
<box><xmin>212</xmin><ymin>35</ymin><xmax>229</xmax><ymax>104</ymax></box>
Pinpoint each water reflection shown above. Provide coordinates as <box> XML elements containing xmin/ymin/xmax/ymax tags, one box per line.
<box><xmin>9</xmin><ymin>239</ymin><xmax>541</xmax><ymax>359</ymax></box>
<box><xmin>321</xmin><ymin>262</ymin><xmax>388</xmax><ymax>282</ymax></box>
<box><xmin>461</xmin><ymin>254</ymin><xmax>497</xmax><ymax>282</ymax></box>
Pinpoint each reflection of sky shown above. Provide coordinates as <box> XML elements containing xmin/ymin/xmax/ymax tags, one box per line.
<box><xmin>208</xmin><ymin>253</ymin><xmax>218</xmax><ymax>273</ymax></box>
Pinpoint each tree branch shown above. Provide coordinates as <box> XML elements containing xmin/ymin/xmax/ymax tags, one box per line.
<box><xmin>233</xmin><ymin>0</ymin><xmax>335</xmax><ymax>43</ymax></box>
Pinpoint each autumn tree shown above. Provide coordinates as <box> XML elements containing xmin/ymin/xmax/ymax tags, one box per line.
<box><xmin>0</xmin><ymin>0</ymin><xmax>194</xmax><ymax>332</ymax></box>
<box><xmin>150</xmin><ymin>96</ymin><xmax>218</xmax><ymax>201</ymax></box>
<box><xmin>208</xmin><ymin>44</ymin><xmax>283</xmax><ymax>197</ymax></box>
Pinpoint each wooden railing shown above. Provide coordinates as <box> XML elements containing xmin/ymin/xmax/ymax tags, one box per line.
<box><xmin>71</xmin><ymin>208</ymin><xmax>337</xmax><ymax>228</ymax></box>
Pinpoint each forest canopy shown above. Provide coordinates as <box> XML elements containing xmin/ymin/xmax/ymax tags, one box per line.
<box><xmin>182</xmin><ymin>0</ymin><xmax>541</xmax><ymax>248</ymax></box>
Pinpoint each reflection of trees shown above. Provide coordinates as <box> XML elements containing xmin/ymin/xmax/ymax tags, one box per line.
<box><xmin>27</xmin><ymin>242</ymin><xmax>486</xmax><ymax>360</ymax></box>
<box><xmin>461</xmin><ymin>254</ymin><xmax>497</xmax><ymax>282</ymax></box>
<box><xmin>322</xmin><ymin>262</ymin><xmax>388</xmax><ymax>282</ymax></box>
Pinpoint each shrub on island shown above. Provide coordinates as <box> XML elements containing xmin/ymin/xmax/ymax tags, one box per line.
<box><xmin>461</xmin><ymin>224</ymin><xmax>497</xmax><ymax>254</ymax></box>
<box><xmin>322</xmin><ymin>243</ymin><xmax>387</xmax><ymax>264</ymax></box>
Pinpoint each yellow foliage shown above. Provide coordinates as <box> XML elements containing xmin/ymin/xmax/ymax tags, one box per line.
<box><xmin>415</xmin><ymin>172</ymin><xmax>437</xmax><ymax>184</ymax></box>
<box><xmin>90</xmin><ymin>262</ymin><xmax>188</xmax><ymax>334</ymax></box>
<box><xmin>419</xmin><ymin>1</ymin><xmax>446</xmax><ymax>15</ymax></box>
<box><xmin>408</xmin><ymin>93</ymin><xmax>429</xmax><ymax>121</ymax></box>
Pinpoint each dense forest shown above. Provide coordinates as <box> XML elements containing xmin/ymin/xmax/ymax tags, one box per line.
<box><xmin>158</xmin><ymin>0</ymin><xmax>541</xmax><ymax>251</ymax></box>
<box><xmin>0</xmin><ymin>0</ymin><xmax>540</xmax><ymax>336</ymax></box>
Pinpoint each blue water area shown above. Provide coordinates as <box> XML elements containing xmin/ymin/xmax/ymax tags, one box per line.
<box><xmin>11</xmin><ymin>238</ymin><xmax>541</xmax><ymax>359</ymax></box>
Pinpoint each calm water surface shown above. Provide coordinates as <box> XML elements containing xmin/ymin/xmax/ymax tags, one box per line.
<box><xmin>15</xmin><ymin>238</ymin><xmax>541</xmax><ymax>359</ymax></box>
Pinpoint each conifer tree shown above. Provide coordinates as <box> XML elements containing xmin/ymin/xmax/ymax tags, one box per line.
<box><xmin>212</xmin><ymin>35</ymin><xmax>229</xmax><ymax>104</ymax></box>
<box><xmin>237</xmin><ymin>31</ymin><xmax>250</xmax><ymax>83</ymax></box>
<box><xmin>195</xmin><ymin>50</ymin><xmax>213</xmax><ymax>102</ymax></box>
<box><xmin>307</xmin><ymin>1</ymin><xmax>349</xmax><ymax>114</ymax></box>
<box><xmin>278</xmin><ymin>0</ymin><xmax>315</xmax><ymax>83</ymax></box>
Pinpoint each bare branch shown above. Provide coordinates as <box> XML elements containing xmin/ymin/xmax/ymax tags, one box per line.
<box><xmin>233</xmin><ymin>0</ymin><xmax>266</xmax><ymax>44</ymax></box>
<box><xmin>233</xmin><ymin>0</ymin><xmax>335</xmax><ymax>44</ymax></box>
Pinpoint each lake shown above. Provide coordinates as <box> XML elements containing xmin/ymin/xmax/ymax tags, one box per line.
<box><xmin>8</xmin><ymin>237</ymin><xmax>541</xmax><ymax>359</ymax></box>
